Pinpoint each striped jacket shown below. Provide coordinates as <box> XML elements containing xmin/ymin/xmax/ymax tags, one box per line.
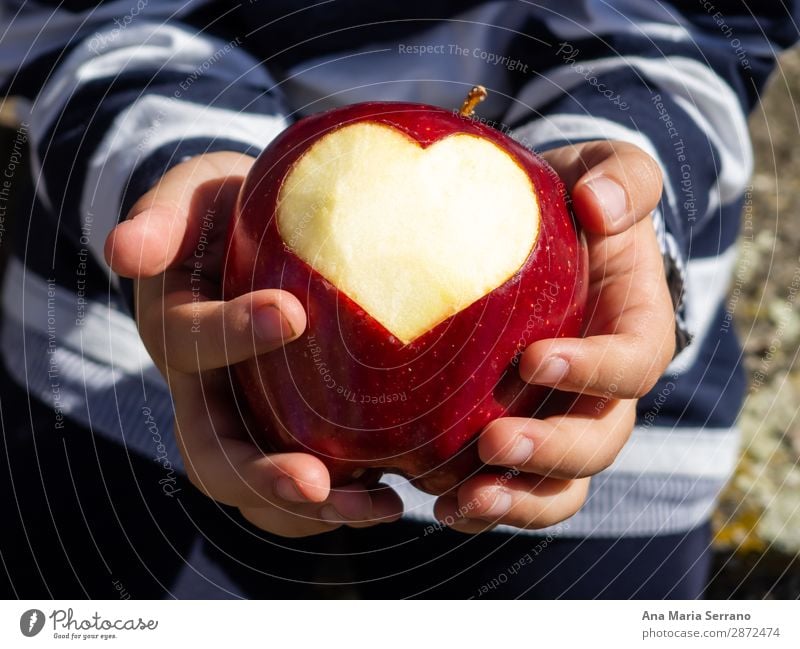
<box><xmin>1</xmin><ymin>0</ymin><xmax>795</xmax><ymax>536</ymax></box>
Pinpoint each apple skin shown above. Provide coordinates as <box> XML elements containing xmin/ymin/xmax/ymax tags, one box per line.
<box><xmin>223</xmin><ymin>101</ymin><xmax>588</xmax><ymax>495</ymax></box>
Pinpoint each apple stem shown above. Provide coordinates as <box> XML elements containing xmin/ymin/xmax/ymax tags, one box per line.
<box><xmin>458</xmin><ymin>85</ymin><xmax>488</xmax><ymax>118</ymax></box>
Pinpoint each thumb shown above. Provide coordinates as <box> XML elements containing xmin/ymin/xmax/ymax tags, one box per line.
<box><xmin>104</xmin><ymin>152</ymin><xmax>255</xmax><ymax>278</ymax></box>
<box><xmin>542</xmin><ymin>140</ymin><xmax>664</xmax><ymax>236</ymax></box>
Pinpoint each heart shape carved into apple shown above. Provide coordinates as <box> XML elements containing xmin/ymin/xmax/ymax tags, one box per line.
<box><xmin>277</xmin><ymin>122</ymin><xmax>540</xmax><ymax>343</ymax></box>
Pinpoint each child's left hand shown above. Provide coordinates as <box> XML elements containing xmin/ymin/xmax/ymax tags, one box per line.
<box><xmin>433</xmin><ymin>140</ymin><xmax>676</xmax><ymax>533</ymax></box>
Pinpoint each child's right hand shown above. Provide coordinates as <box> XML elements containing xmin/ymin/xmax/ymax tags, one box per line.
<box><xmin>103</xmin><ymin>151</ymin><xmax>404</xmax><ymax>537</ymax></box>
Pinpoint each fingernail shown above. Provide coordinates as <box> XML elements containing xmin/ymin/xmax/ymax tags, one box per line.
<box><xmin>254</xmin><ymin>304</ymin><xmax>296</xmax><ymax>343</ymax></box>
<box><xmin>274</xmin><ymin>476</ymin><xmax>306</xmax><ymax>503</ymax></box>
<box><xmin>319</xmin><ymin>505</ymin><xmax>344</xmax><ymax>525</ymax></box>
<box><xmin>501</xmin><ymin>435</ymin><xmax>534</xmax><ymax>466</ymax></box>
<box><xmin>584</xmin><ymin>175</ymin><xmax>628</xmax><ymax>225</ymax></box>
<box><xmin>532</xmin><ymin>356</ymin><xmax>569</xmax><ymax>384</ymax></box>
<box><xmin>479</xmin><ymin>488</ymin><xmax>513</xmax><ymax>518</ymax></box>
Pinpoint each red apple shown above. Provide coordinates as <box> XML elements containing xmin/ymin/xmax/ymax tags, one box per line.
<box><xmin>223</xmin><ymin>93</ymin><xmax>588</xmax><ymax>495</ymax></box>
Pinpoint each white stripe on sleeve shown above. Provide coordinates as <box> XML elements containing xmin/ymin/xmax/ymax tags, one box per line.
<box><xmin>80</xmin><ymin>95</ymin><xmax>287</xmax><ymax>276</ymax></box>
<box><xmin>506</xmin><ymin>55</ymin><xmax>752</xmax><ymax>215</ymax></box>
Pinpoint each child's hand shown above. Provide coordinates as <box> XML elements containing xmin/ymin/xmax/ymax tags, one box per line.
<box><xmin>104</xmin><ymin>152</ymin><xmax>403</xmax><ymax>537</ymax></box>
<box><xmin>434</xmin><ymin>140</ymin><xmax>675</xmax><ymax>533</ymax></box>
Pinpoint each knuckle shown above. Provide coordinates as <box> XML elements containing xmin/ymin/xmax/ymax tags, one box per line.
<box><xmin>482</xmin><ymin>424</ymin><xmax>516</xmax><ymax>458</ymax></box>
<box><xmin>569</xmin><ymin>439</ymin><xmax>620</xmax><ymax>479</ymax></box>
<box><xmin>518</xmin><ymin>347</ymin><xmax>543</xmax><ymax>383</ymax></box>
<box><xmin>567</xmin><ymin>495</ymin><xmax>588</xmax><ymax>521</ymax></box>
<box><xmin>586</xmin><ymin>447</ymin><xmax>618</xmax><ymax>476</ymax></box>
<box><xmin>520</xmin><ymin>481</ymin><xmax>590</xmax><ymax>530</ymax></box>
<box><xmin>520</xmin><ymin>487</ymin><xmax>588</xmax><ymax>530</ymax></box>
<box><xmin>220</xmin><ymin>301</ymin><xmax>252</xmax><ymax>357</ymax></box>
<box><xmin>620</xmin><ymin>142</ymin><xmax>662</xmax><ymax>178</ymax></box>
<box><xmin>526</xmin><ymin>505</ymin><xmax>572</xmax><ymax>530</ymax></box>
<box><xmin>537</xmin><ymin>480</ymin><xmax>591</xmax><ymax>528</ymax></box>
<box><xmin>614</xmin><ymin>143</ymin><xmax>664</xmax><ymax>209</ymax></box>
<box><xmin>633</xmin><ymin>370</ymin><xmax>661</xmax><ymax>398</ymax></box>
<box><xmin>646</xmin><ymin>361</ymin><xmax>670</xmax><ymax>394</ymax></box>
<box><xmin>645</xmin><ymin>156</ymin><xmax>665</xmax><ymax>192</ymax></box>
<box><xmin>636</xmin><ymin>150</ymin><xmax>663</xmax><ymax>186</ymax></box>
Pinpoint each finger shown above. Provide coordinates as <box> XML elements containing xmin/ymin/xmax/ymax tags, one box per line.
<box><xmin>171</xmin><ymin>371</ymin><xmax>330</xmax><ymax>508</ymax></box>
<box><xmin>104</xmin><ymin>152</ymin><xmax>254</xmax><ymax>278</ymax></box>
<box><xmin>541</xmin><ymin>140</ymin><xmax>663</xmax><ymax>235</ymax></box>
<box><xmin>479</xmin><ymin>398</ymin><xmax>637</xmax><ymax>479</ymax></box>
<box><xmin>456</xmin><ymin>474</ymin><xmax>591</xmax><ymax>530</ymax></box>
<box><xmin>239</xmin><ymin>503</ymin><xmax>341</xmax><ymax>538</ymax></box>
<box><xmin>318</xmin><ymin>483</ymin><xmax>374</xmax><ymax>526</ymax></box>
<box><xmin>343</xmin><ymin>483</ymin><xmax>405</xmax><ymax>527</ymax></box>
<box><xmin>172</xmin><ymin>370</ymin><xmax>401</xmax><ymax>527</ymax></box>
<box><xmin>325</xmin><ymin>482</ymin><xmax>404</xmax><ymax>528</ymax></box>
<box><xmin>148</xmin><ymin>282</ymin><xmax>307</xmax><ymax>373</ymax></box>
<box><xmin>184</xmin><ymin>442</ymin><xmax>331</xmax><ymax>510</ymax></box>
<box><xmin>433</xmin><ymin>496</ymin><xmax>496</xmax><ymax>535</ymax></box>
<box><xmin>520</xmin><ymin>219</ymin><xmax>676</xmax><ymax>398</ymax></box>
<box><xmin>240</xmin><ymin>482</ymin><xmax>403</xmax><ymax>537</ymax></box>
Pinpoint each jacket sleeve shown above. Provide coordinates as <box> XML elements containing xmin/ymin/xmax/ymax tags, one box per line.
<box><xmin>1</xmin><ymin>2</ymin><xmax>288</xmax><ymax>306</ymax></box>
<box><xmin>503</xmin><ymin>1</ymin><xmax>800</xmax><ymax>359</ymax></box>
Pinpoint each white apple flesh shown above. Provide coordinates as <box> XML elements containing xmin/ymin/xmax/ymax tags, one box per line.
<box><xmin>278</xmin><ymin>122</ymin><xmax>541</xmax><ymax>344</ymax></box>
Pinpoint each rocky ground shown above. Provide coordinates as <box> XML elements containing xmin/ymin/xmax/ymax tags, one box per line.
<box><xmin>707</xmin><ymin>50</ymin><xmax>800</xmax><ymax>598</ymax></box>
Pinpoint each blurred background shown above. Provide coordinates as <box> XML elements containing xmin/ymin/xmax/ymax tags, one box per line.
<box><xmin>706</xmin><ymin>49</ymin><xmax>800</xmax><ymax>598</ymax></box>
<box><xmin>1</xmin><ymin>49</ymin><xmax>799</xmax><ymax>599</ymax></box>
